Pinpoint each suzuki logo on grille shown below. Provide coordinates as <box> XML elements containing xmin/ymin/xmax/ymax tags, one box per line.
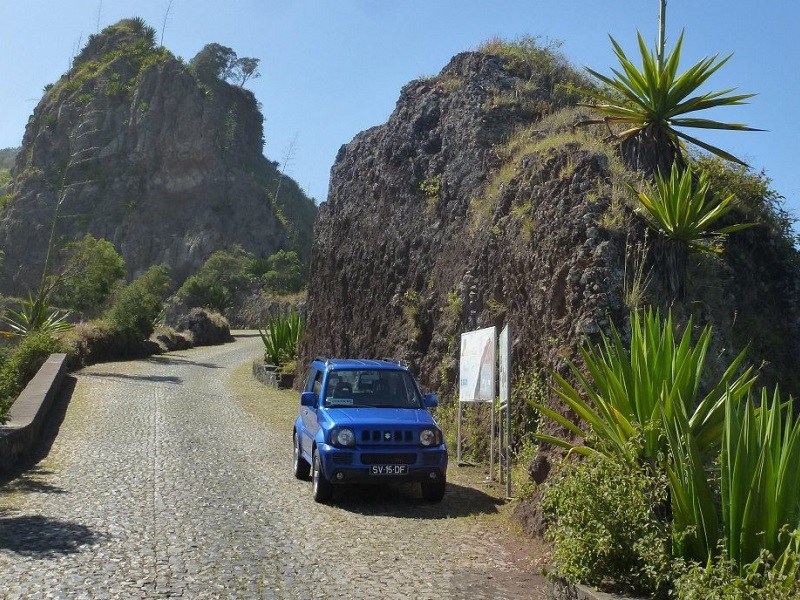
<box><xmin>384</xmin><ymin>432</ymin><xmax>391</xmax><ymax>440</ymax></box>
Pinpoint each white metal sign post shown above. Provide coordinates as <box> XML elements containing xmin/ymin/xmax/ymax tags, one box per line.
<box><xmin>458</xmin><ymin>326</ymin><xmax>497</xmax><ymax>475</ymax></box>
<box><xmin>498</xmin><ymin>323</ymin><xmax>512</xmax><ymax>497</ymax></box>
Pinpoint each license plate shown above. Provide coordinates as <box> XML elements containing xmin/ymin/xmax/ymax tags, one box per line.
<box><xmin>370</xmin><ymin>465</ymin><xmax>409</xmax><ymax>476</ymax></box>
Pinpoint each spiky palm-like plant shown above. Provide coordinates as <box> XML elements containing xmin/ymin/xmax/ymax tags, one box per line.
<box><xmin>578</xmin><ymin>3</ymin><xmax>759</xmax><ymax>175</ymax></box>
<box><xmin>632</xmin><ymin>162</ymin><xmax>754</xmax><ymax>298</ymax></box>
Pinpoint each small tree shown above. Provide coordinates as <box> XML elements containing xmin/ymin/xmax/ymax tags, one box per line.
<box><xmin>53</xmin><ymin>235</ymin><xmax>126</xmax><ymax>314</ymax></box>
<box><xmin>105</xmin><ymin>264</ymin><xmax>171</xmax><ymax>341</ymax></box>
<box><xmin>176</xmin><ymin>246</ymin><xmax>254</xmax><ymax>311</ymax></box>
<box><xmin>257</xmin><ymin>250</ymin><xmax>307</xmax><ymax>295</ymax></box>
<box><xmin>189</xmin><ymin>43</ymin><xmax>261</xmax><ymax>87</ymax></box>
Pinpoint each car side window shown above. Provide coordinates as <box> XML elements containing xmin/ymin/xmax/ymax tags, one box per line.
<box><xmin>304</xmin><ymin>368</ymin><xmax>316</xmax><ymax>392</ymax></box>
<box><xmin>312</xmin><ymin>370</ymin><xmax>324</xmax><ymax>400</ymax></box>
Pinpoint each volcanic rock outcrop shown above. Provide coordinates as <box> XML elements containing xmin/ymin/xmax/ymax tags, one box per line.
<box><xmin>0</xmin><ymin>19</ymin><xmax>315</xmax><ymax>294</ymax></box>
<box><xmin>301</xmin><ymin>47</ymin><xmax>800</xmax><ymax>412</ymax></box>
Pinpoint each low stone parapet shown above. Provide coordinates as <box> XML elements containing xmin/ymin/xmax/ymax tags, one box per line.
<box><xmin>0</xmin><ymin>353</ymin><xmax>68</xmax><ymax>473</ymax></box>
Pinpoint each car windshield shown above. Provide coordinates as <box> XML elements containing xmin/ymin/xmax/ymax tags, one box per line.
<box><xmin>324</xmin><ymin>369</ymin><xmax>423</xmax><ymax>408</ymax></box>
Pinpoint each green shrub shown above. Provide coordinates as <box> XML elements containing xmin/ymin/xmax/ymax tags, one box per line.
<box><xmin>53</xmin><ymin>234</ymin><xmax>126</xmax><ymax>314</ymax></box>
<box><xmin>254</xmin><ymin>250</ymin><xmax>307</xmax><ymax>295</ymax></box>
<box><xmin>542</xmin><ymin>452</ymin><xmax>673</xmax><ymax>598</ymax></box>
<box><xmin>105</xmin><ymin>264</ymin><xmax>171</xmax><ymax>341</ymax></box>
<box><xmin>176</xmin><ymin>246</ymin><xmax>253</xmax><ymax>311</ymax></box>
<box><xmin>674</xmin><ymin>546</ymin><xmax>800</xmax><ymax>600</ymax></box>
<box><xmin>0</xmin><ymin>332</ymin><xmax>66</xmax><ymax>419</ymax></box>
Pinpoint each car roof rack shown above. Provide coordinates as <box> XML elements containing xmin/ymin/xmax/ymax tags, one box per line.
<box><xmin>379</xmin><ymin>357</ymin><xmax>406</xmax><ymax>367</ymax></box>
<box><xmin>313</xmin><ymin>355</ymin><xmax>331</xmax><ymax>364</ymax></box>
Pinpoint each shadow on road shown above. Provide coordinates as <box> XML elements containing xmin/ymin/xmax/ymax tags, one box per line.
<box><xmin>81</xmin><ymin>372</ymin><xmax>183</xmax><ymax>384</ymax></box>
<box><xmin>148</xmin><ymin>355</ymin><xmax>223</xmax><ymax>369</ymax></box>
<box><xmin>0</xmin><ymin>514</ymin><xmax>101</xmax><ymax>557</ymax></box>
<box><xmin>1</xmin><ymin>470</ymin><xmax>67</xmax><ymax>495</ymax></box>
<box><xmin>332</xmin><ymin>481</ymin><xmax>504</xmax><ymax>519</ymax></box>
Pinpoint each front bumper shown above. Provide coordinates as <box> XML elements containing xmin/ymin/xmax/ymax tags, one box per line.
<box><xmin>317</xmin><ymin>443</ymin><xmax>448</xmax><ymax>484</ymax></box>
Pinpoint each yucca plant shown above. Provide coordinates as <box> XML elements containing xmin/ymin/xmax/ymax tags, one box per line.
<box><xmin>633</xmin><ymin>162</ymin><xmax>755</xmax><ymax>299</ymax></box>
<box><xmin>1</xmin><ymin>291</ymin><xmax>72</xmax><ymax>338</ymax></box>
<box><xmin>633</xmin><ymin>162</ymin><xmax>755</xmax><ymax>254</ymax></box>
<box><xmin>722</xmin><ymin>387</ymin><xmax>800</xmax><ymax>572</ymax></box>
<box><xmin>577</xmin><ymin>1</ymin><xmax>758</xmax><ymax>175</ymax></box>
<box><xmin>257</xmin><ymin>310</ymin><xmax>305</xmax><ymax>367</ymax></box>
<box><xmin>534</xmin><ymin>309</ymin><xmax>755</xmax><ymax>465</ymax></box>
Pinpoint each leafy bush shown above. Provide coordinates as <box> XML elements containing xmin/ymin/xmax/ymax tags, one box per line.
<box><xmin>252</xmin><ymin>250</ymin><xmax>307</xmax><ymax>295</ymax></box>
<box><xmin>105</xmin><ymin>265</ymin><xmax>171</xmax><ymax>341</ymax></box>
<box><xmin>674</xmin><ymin>545</ymin><xmax>800</xmax><ymax>600</ymax></box>
<box><xmin>52</xmin><ymin>235</ymin><xmax>126</xmax><ymax>314</ymax></box>
<box><xmin>0</xmin><ymin>332</ymin><xmax>66</xmax><ymax>419</ymax></box>
<box><xmin>176</xmin><ymin>246</ymin><xmax>253</xmax><ymax>311</ymax></box>
<box><xmin>542</xmin><ymin>452</ymin><xmax>673</xmax><ymax>598</ymax></box>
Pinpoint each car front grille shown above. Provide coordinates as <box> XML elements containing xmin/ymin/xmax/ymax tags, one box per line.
<box><xmin>360</xmin><ymin>453</ymin><xmax>416</xmax><ymax>465</ymax></box>
<box><xmin>360</xmin><ymin>429</ymin><xmax>415</xmax><ymax>444</ymax></box>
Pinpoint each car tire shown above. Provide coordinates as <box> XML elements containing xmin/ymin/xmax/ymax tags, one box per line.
<box><xmin>421</xmin><ymin>476</ymin><xmax>446</xmax><ymax>502</ymax></box>
<box><xmin>293</xmin><ymin>432</ymin><xmax>310</xmax><ymax>480</ymax></box>
<box><xmin>312</xmin><ymin>448</ymin><xmax>333</xmax><ymax>503</ymax></box>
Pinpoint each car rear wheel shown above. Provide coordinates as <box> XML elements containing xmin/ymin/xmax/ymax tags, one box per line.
<box><xmin>421</xmin><ymin>476</ymin><xmax>446</xmax><ymax>502</ymax></box>
<box><xmin>312</xmin><ymin>448</ymin><xmax>333</xmax><ymax>503</ymax></box>
<box><xmin>293</xmin><ymin>432</ymin><xmax>310</xmax><ymax>480</ymax></box>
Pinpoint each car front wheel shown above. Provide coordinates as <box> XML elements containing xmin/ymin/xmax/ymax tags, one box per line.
<box><xmin>312</xmin><ymin>448</ymin><xmax>333</xmax><ymax>503</ymax></box>
<box><xmin>293</xmin><ymin>432</ymin><xmax>310</xmax><ymax>480</ymax></box>
<box><xmin>421</xmin><ymin>476</ymin><xmax>446</xmax><ymax>502</ymax></box>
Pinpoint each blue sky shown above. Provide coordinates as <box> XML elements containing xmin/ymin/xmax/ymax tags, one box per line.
<box><xmin>1</xmin><ymin>1</ymin><xmax>797</xmax><ymax>217</ymax></box>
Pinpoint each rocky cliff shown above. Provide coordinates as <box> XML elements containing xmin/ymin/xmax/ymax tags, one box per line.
<box><xmin>0</xmin><ymin>19</ymin><xmax>315</xmax><ymax>295</ymax></box>
<box><xmin>301</xmin><ymin>46</ymin><xmax>800</xmax><ymax>423</ymax></box>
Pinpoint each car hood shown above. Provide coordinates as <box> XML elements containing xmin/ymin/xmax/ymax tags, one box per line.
<box><xmin>325</xmin><ymin>407</ymin><xmax>436</xmax><ymax>427</ymax></box>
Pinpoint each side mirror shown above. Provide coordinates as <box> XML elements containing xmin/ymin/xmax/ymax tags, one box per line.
<box><xmin>423</xmin><ymin>393</ymin><xmax>438</xmax><ymax>408</ymax></box>
<box><xmin>300</xmin><ymin>391</ymin><xmax>317</xmax><ymax>407</ymax></box>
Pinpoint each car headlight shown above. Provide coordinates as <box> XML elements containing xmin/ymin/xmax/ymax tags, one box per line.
<box><xmin>419</xmin><ymin>428</ymin><xmax>440</xmax><ymax>447</ymax></box>
<box><xmin>331</xmin><ymin>427</ymin><xmax>356</xmax><ymax>447</ymax></box>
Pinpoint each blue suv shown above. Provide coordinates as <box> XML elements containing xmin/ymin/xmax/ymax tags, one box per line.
<box><xmin>293</xmin><ymin>358</ymin><xmax>448</xmax><ymax>503</ymax></box>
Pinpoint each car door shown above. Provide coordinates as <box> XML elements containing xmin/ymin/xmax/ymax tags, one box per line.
<box><xmin>300</xmin><ymin>369</ymin><xmax>323</xmax><ymax>454</ymax></box>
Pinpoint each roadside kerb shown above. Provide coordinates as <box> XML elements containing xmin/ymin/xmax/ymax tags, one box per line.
<box><xmin>0</xmin><ymin>353</ymin><xmax>68</xmax><ymax>473</ymax></box>
<box><xmin>252</xmin><ymin>360</ymin><xmax>278</xmax><ymax>387</ymax></box>
<box><xmin>551</xmin><ymin>580</ymin><xmax>649</xmax><ymax>600</ymax></box>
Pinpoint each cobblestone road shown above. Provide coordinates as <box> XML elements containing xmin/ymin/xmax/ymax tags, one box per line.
<box><xmin>0</xmin><ymin>333</ymin><xmax>546</xmax><ymax>599</ymax></box>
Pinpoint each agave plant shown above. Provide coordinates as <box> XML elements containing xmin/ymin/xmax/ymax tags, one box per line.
<box><xmin>632</xmin><ymin>162</ymin><xmax>755</xmax><ymax>253</ymax></box>
<box><xmin>258</xmin><ymin>310</ymin><xmax>305</xmax><ymax>367</ymax></box>
<box><xmin>633</xmin><ymin>162</ymin><xmax>755</xmax><ymax>299</ymax></box>
<box><xmin>577</xmin><ymin>13</ymin><xmax>759</xmax><ymax>174</ymax></box>
<box><xmin>722</xmin><ymin>387</ymin><xmax>800</xmax><ymax>572</ymax></box>
<box><xmin>534</xmin><ymin>309</ymin><xmax>755</xmax><ymax>465</ymax></box>
<box><xmin>1</xmin><ymin>291</ymin><xmax>73</xmax><ymax>338</ymax></box>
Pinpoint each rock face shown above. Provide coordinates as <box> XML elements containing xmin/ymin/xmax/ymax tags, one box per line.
<box><xmin>301</xmin><ymin>48</ymin><xmax>800</xmax><ymax>408</ymax></box>
<box><xmin>0</xmin><ymin>19</ymin><xmax>315</xmax><ymax>295</ymax></box>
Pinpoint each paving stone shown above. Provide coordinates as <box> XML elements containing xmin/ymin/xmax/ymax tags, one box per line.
<box><xmin>0</xmin><ymin>335</ymin><xmax>544</xmax><ymax>598</ymax></box>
